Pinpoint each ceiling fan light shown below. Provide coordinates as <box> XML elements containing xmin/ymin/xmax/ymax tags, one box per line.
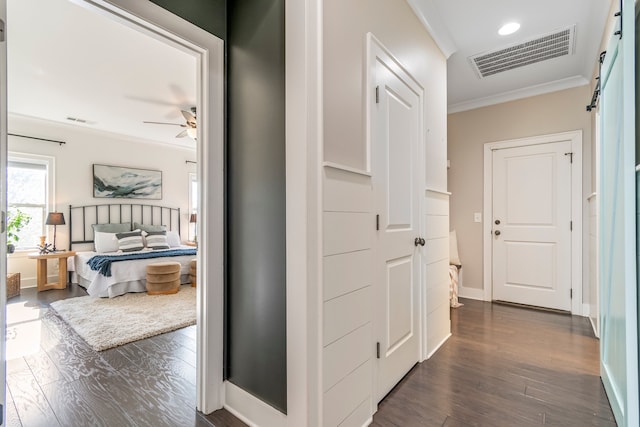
<box><xmin>498</xmin><ymin>22</ymin><xmax>520</xmax><ymax>36</ymax></box>
<box><xmin>187</xmin><ymin>127</ymin><xmax>197</xmax><ymax>139</ymax></box>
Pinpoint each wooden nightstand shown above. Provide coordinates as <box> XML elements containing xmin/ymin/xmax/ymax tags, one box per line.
<box><xmin>28</xmin><ymin>251</ymin><xmax>76</xmax><ymax>292</ymax></box>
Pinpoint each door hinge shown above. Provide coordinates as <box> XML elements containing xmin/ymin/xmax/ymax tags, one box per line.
<box><xmin>376</xmin><ymin>342</ymin><xmax>380</xmax><ymax>359</ymax></box>
<box><xmin>614</xmin><ymin>1</ymin><xmax>622</xmax><ymax>38</ymax></box>
<box><xmin>0</xmin><ymin>19</ymin><xmax>5</xmax><ymax>42</ymax></box>
<box><xmin>376</xmin><ymin>214</ymin><xmax>380</xmax><ymax>231</ymax></box>
<box><xmin>564</xmin><ymin>152</ymin><xmax>574</xmax><ymax>163</ymax></box>
<box><xmin>570</xmin><ymin>289</ymin><xmax>573</xmax><ymax>299</ymax></box>
<box><xmin>375</xmin><ymin>86</ymin><xmax>379</xmax><ymax>104</ymax></box>
<box><xmin>570</xmin><ymin>220</ymin><xmax>573</xmax><ymax>231</ymax></box>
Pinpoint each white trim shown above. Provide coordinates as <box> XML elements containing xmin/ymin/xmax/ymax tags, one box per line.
<box><xmin>582</xmin><ymin>303</ymin><xmax>591</xmax><ymax>318</ymax></box>
<box><xmin>323</xmin><ymin>161</ymin><xmax>372</xmax><ymax>177</ymax></box>
<box><xmin>225</xmin><ymin>382</ymin><xmax>287</xmax><ymax>427</ymax></box>
<box><xmin>425</xmin><ymin>187</ymin><xmax>451</xmax><ymax>196</ymax></box>
<box><xmin>587</xmin><ymin>192</ymin><xmax>598</xmax><ymax>200</ymax></box>
<box><xmin>458</xmin><ymin>285</ymin><xmax>485</xmax><ymax>301</ymax></box>
<box><xmin>286</xmin><ymin>0</ymin><xmax>323</xmax><ymax>425</ymax></box>
<box><xmin>590</xmin><ymin>315</ymin><xmax>600</xmax><ymax>339</ymax></box>
<box><xmin>426</xmin><ymin>333</ymin><xmax>452</xmax><ymax>359</ymax></box>
<box><xmin>404</xmin><ymin>0</ymin><xmax>457</xmax><ymax>59</ymax></box>
<box><xmin>448</xmin><ymin>76</ymin><xmax>589</xmax><ymax>114</ymax></box>
<box><xmin>483</xmin><ymin>130</ymin><xmax>584</xmax><ymax>315</ymax></box>
<box><xmin>74</xmin><ymin>0</ymin><xmax>225</xmax><ymax>413</ymax></box>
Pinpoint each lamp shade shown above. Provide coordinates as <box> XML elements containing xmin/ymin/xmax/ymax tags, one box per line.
<box><xmin>45</xmin><ymin>212</ymin><xmax>65</xmax><ymax>226</ymax></box>
<box><xmin>189</xmin><ymin>213</ymin><xmax>197</xmax><ymax>223</ymax></box>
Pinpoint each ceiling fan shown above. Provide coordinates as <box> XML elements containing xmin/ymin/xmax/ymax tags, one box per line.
<box><xmin>143</xmin><ymin>107</ymin><xmax>197</xmax><ymax>139</ymax></box>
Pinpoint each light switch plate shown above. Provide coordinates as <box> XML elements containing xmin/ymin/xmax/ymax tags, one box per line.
<box><xmin>474</xmin><ymin>212</ymin><xmax>482</xmax><ymax>223</ymax></box>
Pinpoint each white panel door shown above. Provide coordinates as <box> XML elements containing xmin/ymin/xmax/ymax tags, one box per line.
<box><xmin>372</xmin><ymin>54</ymin><xmax>420</xmax><ymax>403</ymax></box>
<box><xmin>599</xmin><ymin>2</ymin><xmax>638</xmax><ymax>425</ymax></box>
<box><xmin>0</xmin><ymin>0</ymin><xmax>7</xmax><ymax>424</ymax></box>
<box><xmin>492</xmin><ymin>141</ymin><xmax>572</xmax><ymax>311</ymax></box>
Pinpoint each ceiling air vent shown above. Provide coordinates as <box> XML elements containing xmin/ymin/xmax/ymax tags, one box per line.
<box><xmin>469</xmin><ymin>25</ymin><xmax>576</xmax><ymax>78</ymax></box>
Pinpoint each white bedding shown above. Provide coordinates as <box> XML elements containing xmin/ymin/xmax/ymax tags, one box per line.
<box><xmin>69</xmin><ymin>247</ymin><xmax>196</xmax><ymax>298</ymax></box>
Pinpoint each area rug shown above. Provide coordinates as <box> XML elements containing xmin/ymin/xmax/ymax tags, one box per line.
<box><xmin>50</xmin><ymin>285</ymin><xmax>196</xmax><ymax>351</ymax></box>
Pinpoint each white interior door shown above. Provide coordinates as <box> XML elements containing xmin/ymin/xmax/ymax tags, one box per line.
<box><xmin>492</xmin><ymin>141</ymin><xmax>572</xmax><ymax>311</ymax></box>
<box><xmin>598</xmin><ymin>2</ymin><xmax>638</xmax><ymax>425</ymax></box>
<box><xmin>0</xmin><ymin>0</ymin><xmax>7</xmax><ymax>424</ymax></box>
<box><xmin>372</xmin><ymin>52</ymin><xmax>421</xmax><ymax>404</ymax></box>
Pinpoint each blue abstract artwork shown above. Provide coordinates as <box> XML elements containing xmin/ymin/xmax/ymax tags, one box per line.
<box><xmin>93</xmin><ymin>164</ymin><xmax>162</xmax><ymax>199</ymax></box>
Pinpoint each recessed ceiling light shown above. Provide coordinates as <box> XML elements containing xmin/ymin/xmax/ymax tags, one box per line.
<box><xmin>499</xmin><ymin>22</ymin><xmax>520</xmax><ymax>36</ymax></box>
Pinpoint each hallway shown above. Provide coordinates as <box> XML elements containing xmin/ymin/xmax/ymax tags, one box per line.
<box><xmin>372</xmin><ymin>299</ymin><xmax>616</xmax><ymax>426</ymax></box>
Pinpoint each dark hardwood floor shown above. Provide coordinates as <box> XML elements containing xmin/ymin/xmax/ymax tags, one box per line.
<box><xmin>5</xmin><ymin>285</ymin><xmax>245</xmax><ymax>427</ymax></box>
<box><xmin>372</xmin><ymin>298</ymin><xmax>616</xmax><ymax>427</ymax></box>
<box><xmin>7</xmin><ymin>290</ymin><xmax>615</xmax><ymax>426</ymax></box>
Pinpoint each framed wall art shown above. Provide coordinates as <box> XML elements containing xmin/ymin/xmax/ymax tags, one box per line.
<box><xmin>93</xmin><ymin>164</ymin><xmax>162</xmax><ymax>200</ymax></box>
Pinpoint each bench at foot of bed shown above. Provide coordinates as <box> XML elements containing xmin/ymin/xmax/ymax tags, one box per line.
<box><xmin>146</xmin><ymin>261</ymin><xmax>181</xmax><ymax>295</ymax></box>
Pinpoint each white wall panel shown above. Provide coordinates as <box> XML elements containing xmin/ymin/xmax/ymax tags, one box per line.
<box><xmin>338</xmin><ymin>398</ymin><xmax>371</xmax><ymax>427</ymax></box>
<box><xmin>425</xmin><ymin>236</ymin><xmax>449</xmax><ymax>265</ymax></box>
<box><xmin>323</xmin><ymin>323</ymin><xmax>371</xmax><ymax>391</ymax></box>
<box><xmin>324</xmin><ymin>249</ymin><xmax>372</xmax><ymax>301</ymax></box>
<box><xmin>323</xmin><ymin>361</ymin><xmax>372</xmax><ymax>427</ymax></box>
<box><xmin>324</xmin><ymin>212</ymin><xmax>371</xmax><ymax>256</ymax></box>
<box><xmin>324</xmin><ymin>286</ymin><xmax>372</xmax><ymax>346</ymax></box>
<box><xmin>324</xmin><ymin>167</ymin><xmax>372</xmax><ymax>213</ymax></box>
<box><xmin>425</xmin><ymin>214</ymin><xmax>448</xmax><ymax>239</ymax></box>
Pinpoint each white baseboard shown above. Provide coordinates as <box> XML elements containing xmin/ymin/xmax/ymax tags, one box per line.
<box><xmin>458</xmin><ymin>285</ymin><xmax>486</xmax><ymax>301</ymax></box>
<box><xmin>224</xmin><ymin>381</ymin><xmax>286</xmax><ymax>427</ymax></box>
<box><xmin>426</xmin><ymin>332</ymin><xmax>451</xmax><ymax>359</ymax></box>
<box><xmin>589</xmin><ymin>316</ymin><xmax>599</xmax><ymax>338</ymax></box>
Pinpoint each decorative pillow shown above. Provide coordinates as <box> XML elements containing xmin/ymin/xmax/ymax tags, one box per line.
<box><xmin>94</xmin><ymin>232</ymin><xmax>119</xmax><ymax>253</ymax></box>
<box><xmin>115</xmin><ymin>230</ymin><xmax>144</xmax><ymax>252</ymax></box>
<box><xmin>145</xmin><ymin>231</ymin><xmax>170</xmax><ymax>250</ymax></box>
<box><xmin>166</xmin><ymin>230</ymin><xmax>181</xmax><ymax>247</ymax></box>
<box><xmin>92</xmin><ymin>222</ymin><xmax>132</xmax><ymax>234</ymax></box>
<box><xmin>450</xmin><ymin>230</ymin><xmax>461</xmax><ymax>266</ymax></box>
<box><xmin>133</xmin><ymin>222</ymin><xmax>167</xmax><ymax>233</ymax></box>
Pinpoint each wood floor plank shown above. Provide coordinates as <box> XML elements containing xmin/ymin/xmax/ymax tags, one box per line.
<box><xmin>372</xmin><ymin>298</ymin><xmax>616</xmax><ymax>427</ymax></box>
<box><xmin>7</xmin><ymin>369</ymin><xmax>61</xmax><ymax>427</ymax></box>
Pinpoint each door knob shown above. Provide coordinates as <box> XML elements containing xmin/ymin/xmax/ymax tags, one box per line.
<box><xmin>414</xmin><ymin>237</ymin><xmax>425</xmax><ymax>247</ymax></box>
<box><xmin>494</xmin><ymin>219</ymin><xmax>501</xmax><ymax>225</ymax></box>
<box><xmin>494</xmin><ymin>230</ymin><xmax>501</xmax><ymax>236</ymax></box>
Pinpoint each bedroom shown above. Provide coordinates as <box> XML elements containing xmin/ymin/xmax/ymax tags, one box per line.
<box><xmin>4</xmin><ymin>0</ymin><xmax>208</xmax><ymax>424</ymax></box>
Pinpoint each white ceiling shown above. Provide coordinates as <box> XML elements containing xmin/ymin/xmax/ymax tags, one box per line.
<box><xmin>7</xmin><ymin>0</ymin><xmax>197</xmax><ymax>149</ymax></box>
<box><xmin>408</xmin><ymin>0</ymin><xmax>612</xmax><ymax>113</ymax></box>
<box><xmin>7</xmin><ymin>0</ymin><xmax>612</xmax><ymax>139</ymax></box>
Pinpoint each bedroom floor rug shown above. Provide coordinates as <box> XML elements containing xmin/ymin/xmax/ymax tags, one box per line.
<box><xmin>50</xmin><ymin>285</ymin><xmax>196</xmax><ymax>351</ymax></box>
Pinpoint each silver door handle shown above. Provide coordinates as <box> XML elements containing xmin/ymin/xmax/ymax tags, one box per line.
<box><xmin>494</xmin><ymin>230</ymin><xmax>501</xmax><ymax>236</ymax></box>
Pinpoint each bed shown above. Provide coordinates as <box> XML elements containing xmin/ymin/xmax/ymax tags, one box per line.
<box><xmin>68</xmin><ymin>203</ymin><xmax>197</xmax><ymax>298</ymax></box>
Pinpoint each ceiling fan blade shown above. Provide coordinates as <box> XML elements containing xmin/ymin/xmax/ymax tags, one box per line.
<box><xmin>181</xmin><ymin>109</ymin><xmax>197</xmax><ymax>127</ymax></box>
<box><xmin>143</xmin><ymin>121</ymin><xmax>187</xmax><ymax>127</ymax></box>
<box><xmin>176</xmin><ymin>129</ymin><xmax>189</xmax><ymax>138</ymax></box>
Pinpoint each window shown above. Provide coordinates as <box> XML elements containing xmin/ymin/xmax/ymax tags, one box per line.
<box><xmin>7</xmin><ymin>154</ymin><xmax>54</xmax><ymax>250</ymax></box>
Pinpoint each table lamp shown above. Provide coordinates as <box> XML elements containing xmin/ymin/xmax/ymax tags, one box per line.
<box><xmin>46</xmin><ymin>212</ymin><xmax>65</xmax><ymax>251</ymax></box>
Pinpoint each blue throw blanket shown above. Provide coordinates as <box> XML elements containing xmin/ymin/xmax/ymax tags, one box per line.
<box><xmin>87</xmin><ymin>248</ymin><xmax>197</xmax><ymax>277</ymax></box>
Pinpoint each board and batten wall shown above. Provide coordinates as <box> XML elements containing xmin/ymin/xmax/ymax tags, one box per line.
<box><xmin>7</xmin><ymin>115</ymin><xmax>196</xmax><ymax>287</ymax></box>
<box><xmin>448</xmin><ymin>85</ymin><xmax>593</xmax><ymax>307</ymax></box>
<box><xmin>322</xmin><ymin>0</ymin><xmax>449</xmax><ymax>425</ymax></box>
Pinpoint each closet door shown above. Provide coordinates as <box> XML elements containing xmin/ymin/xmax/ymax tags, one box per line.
<box><xmin>599</xmin><ymin>1</ymin><xmax>638</xmax><ymax>426</ymax></box>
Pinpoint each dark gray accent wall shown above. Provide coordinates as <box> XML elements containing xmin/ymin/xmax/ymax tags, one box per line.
<box><xmin>227</xmin><ymin>0</ymin><xmax>287</xmax><ymax>414</ymax></box>
<box><xmin>149</xmin><ymin>0</ymin><xmax>226</xmax><ymax>39</ymax></box>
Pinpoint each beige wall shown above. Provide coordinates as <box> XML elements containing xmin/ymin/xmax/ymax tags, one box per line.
<box><xmin>448</xmin><ymin>85</ymin><xmax>592</xmax><ymax>298</ymax></box>
<box><xmin>322</xmin><ymin>0</ymin><xmax>448</xmax><ymax>425</ymax></box>
<box><xmin>323</xmin><ymin>0</ymin><xmax>448</xmax><ymax>189</ymax></box>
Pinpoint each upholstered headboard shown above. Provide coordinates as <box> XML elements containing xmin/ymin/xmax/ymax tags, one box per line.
<box><xmin>69</xmin><ymin>203</ymin><xmax>181</xmax><ymax>248</ymax></box>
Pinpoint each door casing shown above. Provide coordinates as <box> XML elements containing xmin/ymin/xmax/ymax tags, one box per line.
<box><xmin>483</xmin><ymin>130</ymin><xmax>583</xmax><ymax>315</ymax></box>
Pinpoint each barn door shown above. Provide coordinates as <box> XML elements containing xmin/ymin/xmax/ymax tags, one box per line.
<box><xmin>599</xmin><ymin>1</ymin><xmax>638</xmax><ymax>426</ymax></box>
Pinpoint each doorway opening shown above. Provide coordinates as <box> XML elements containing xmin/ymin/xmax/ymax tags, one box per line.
<box><xmin>3</xmin><ymin>0</ymin><xmax>224</xmax><ymax>419</ymax></box>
